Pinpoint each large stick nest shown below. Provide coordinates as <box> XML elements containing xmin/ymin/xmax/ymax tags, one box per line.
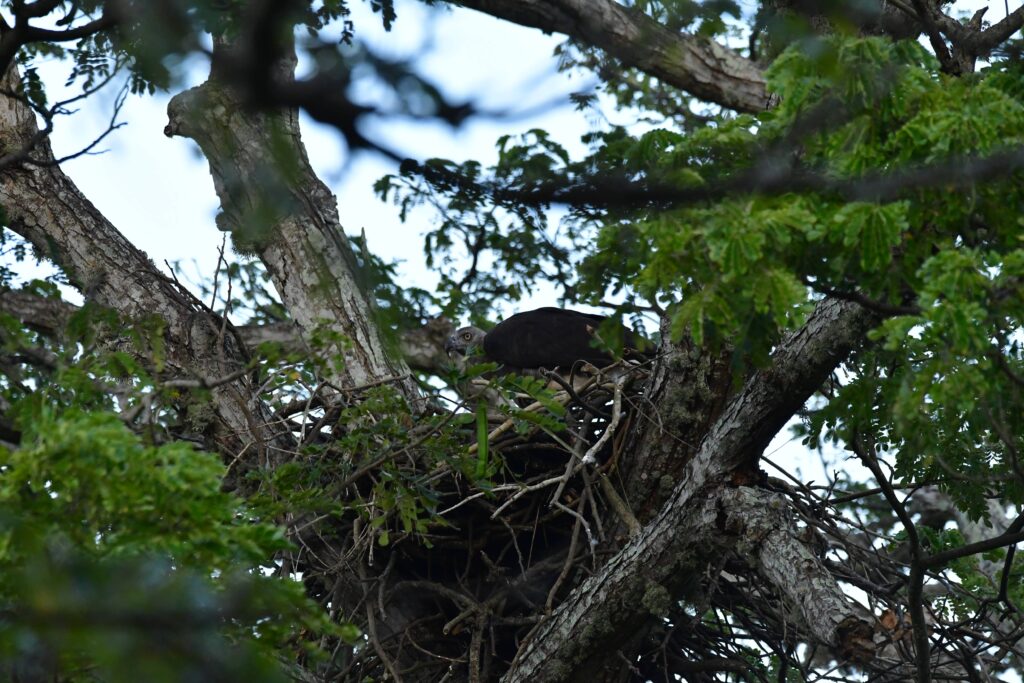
<box><xmin>279</xmin><ymin>361</ymin><xmax>653</xmax><ymax>679</ymax></box>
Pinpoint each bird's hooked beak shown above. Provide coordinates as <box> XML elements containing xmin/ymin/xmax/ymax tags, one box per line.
<box><xmin>444</xmin><ymin>335</ymin><xmax>459</xmax><ymax>358</ymax></box>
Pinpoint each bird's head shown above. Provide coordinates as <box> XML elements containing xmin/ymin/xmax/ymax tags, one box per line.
<box><xmin>445</xmin><ymin>326</ymin><xmax>486</xmax><ymax>358</ymax></box>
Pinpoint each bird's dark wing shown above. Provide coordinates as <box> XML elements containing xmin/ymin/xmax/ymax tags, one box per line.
<box><xmin>482</xmin><ymin>308</ymin><xmax>621</xmax><ymax>370</ymax></box>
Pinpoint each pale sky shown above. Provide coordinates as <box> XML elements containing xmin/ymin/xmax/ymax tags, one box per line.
<box><xmin>33</xmin><ymin>0</ymin><xmax>601</xmax><ymax>314</ymax></box>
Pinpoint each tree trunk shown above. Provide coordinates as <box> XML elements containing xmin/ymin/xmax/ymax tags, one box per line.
<box><xmin>165</xmin><ymin>42</ymin><xmax>422</xmax><ymax>410</ymax></box>
<box><xmin>505</xmin><ymin>298</ymin><xmax>878</xmax><ymax>681</ymax></box>
<box><xmin>0</xmin><ymin>62</ymin><xmax>294</xmax><ymax>472</ymax></box>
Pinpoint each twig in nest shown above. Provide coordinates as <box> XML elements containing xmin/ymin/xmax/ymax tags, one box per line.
<box><xmin>581</xmin><ymin>467</ymin><xmax>606</xmax><ymax>544</ymax></box>
<box><xmin>499</xmin><ymin>516</ymin><xmax>528</xmax><ymax>578</ymax></box>
<box><xmin>542</xmin><ymin>369</ymin><xmax>610</xmax><ymax>418</ymax></box>
<box><xmin>359</xmin><ymin>560</ymin><xmax>404</xmax><ymax>682</ymax></box>
<box><xmin>583</xmin><ymin>374</ymin><xmax>626</xmax><ymax>465</ymax></box>
<box><xmin>469</xmin><ymin>612</ymin><xmax>486</xmax><ymax>683</ymax></box>
<box><xmin>550</xmin><ymin>425</ymin><xmax>589</xmax><ymax>507</ymax></box>
<box><xmin>489</xmin><ymin>467</ymin><xmax>583</xmax><ymax>519</ymax></box>
<box><xmin>466</xmin><ymin>392</ymin><xmax>570</xmax><ymax>455</ymax></box>
<box><xmin>554</xmin><ymin>500</ymin><xmax>595</xmax><ymax>549</ymax></box>
<box><xmin>438</xmin><ymin>490</ymin><xmax>490</xmax><ymax>516</ymax></box>
<box><xmin>546</xmin><ymin>496</ymin><xmax>585</xmax><ymax>612</ymax></box>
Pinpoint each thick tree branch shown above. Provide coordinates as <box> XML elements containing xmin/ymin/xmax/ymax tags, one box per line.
<box><xmin>165</xmin><ymin>40</ymin><xmax>423</xmax><ymax>409</ymax></box>
<box><xmin>411</xmin><ymin>143</ymin><xmax>1024</xmax><ymax>214</ymax></box>
<box><xmin>617</xmin><ymin>325</ymin><xmax>731</xmax><ymax>522</ymax></box>
<box><xmin>0</xmin><ymin>289</ymin><xmax>77</xmax><ymax>333</ymax></box>
<box><xmin>724</xmin><ymin>486</ymin><xmax>876</xmax><ymax>663</ymax></box>
<box><xmin>236</xmin><ymin>318</ymin><xmax>455</xmax><ymax>375</ymax></box>
<box><xmin>504</xmin><ymin>298</ymin><xmax>877</xmax><ymax>681</ymax></box>
<box><xmin>397</xmin><ymin>316</ymin><xmax>455</xmax><ymax>374</ymax></box>
<box><xmin>910</xmin><ymin>0</ymin><xmax>957</xmax><ymax>73</ymax></box>
<box><xmin>0</xmin><ymin>9</ymin><xmax>117</xmax><ymax>82</ymax></box>
<box><xmin>967</xmin><ymin>6</ymin><xmax>1024</xmax><ymax>55</ymax></box>
<box><xmin>449</xmin><ymin>0</ymin><xmax>770</xmax><ymax>114</ymax></box>
<box><xmin>0</xmin><ymin>63</ymin><xmax>294</xmax><ymax>468</ymax></box>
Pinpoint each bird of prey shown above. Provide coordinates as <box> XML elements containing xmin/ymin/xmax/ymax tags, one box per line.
<box><xmin>444</xmin><ymin>307</ymin><xmax>644</xmax><ymax>377</ymax></box>
<box><xmin>446</xmin><ymin>308</ymin><xmax>648</xmax><ymax>462</ymax></box>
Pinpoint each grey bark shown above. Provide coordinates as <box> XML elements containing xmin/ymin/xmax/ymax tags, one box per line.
<box><xmin>0</xmin><ymin>63</ymin><xmax>294</xmax><ymax>467</ymax></box>
<box><xmin>617</xmin><ymin>325</ymin><xmax>732</xmax><ymax>523</ymax></box>
<box><xmin>0</xmin><ymin>290</ymin><xmax>78</xmax><ymax>333</ymax></box>
<box><xmin>725</xmin><ymin>486</ymin><xmax>876</xmax><ymax>662</ymax></box>
<box><xmin>241</xmin><ymin>318</ymin><xmax>454</xmax><ymax>376</ymax></box>
<box><xmin>451</xmin><ymin>0</ymin><xmax>770</xmax><ymax>113</ymax></box>
<box><xmin>504</xmin><ymin>298</ymin><xmax>878</xmax><ymax>681</ymax></box>
<box><xmin>165</xmin><ymin>44</ymin><xmax>422</xmax><ymax>408</ymax></box>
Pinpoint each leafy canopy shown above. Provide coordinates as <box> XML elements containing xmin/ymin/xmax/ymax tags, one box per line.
<box><xmin>382</xmin><ymin>36</ymin><xmax>1024</xmax><ymax>521</ymax></box>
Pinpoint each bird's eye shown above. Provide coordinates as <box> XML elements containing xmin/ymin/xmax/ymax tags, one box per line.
<box><xmin>462</xmin><ymin>332</ymin><xmax>472</xmax><ymax>340</ymax></box>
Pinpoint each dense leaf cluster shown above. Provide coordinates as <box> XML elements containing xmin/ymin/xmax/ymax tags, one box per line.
<box><xmin>384</xmin><ymin>36</ymin><xmax>1023</xmax><ymax>518</ymax></box>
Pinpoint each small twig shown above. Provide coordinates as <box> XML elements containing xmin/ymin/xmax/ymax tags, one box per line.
<box><xmin>209</xmin><ymin>234</ymin><xmax>227</xmax><ymax>313</ymax></box>
<box><xmin>490</xmin><ymin>467</ymin><xmax>582</xmax><ymax>520</ymax></box>
<box><xmin>582</xmin><ymin>374</ymin><xmax>625</xmax><ymax>465</ymax></box>
<box><xmin>546</xmin><ymin>502</ymin><xmax>584</xmax><ymax>613</ymax></box>
<box><xmin>335</xmin><ymin>373</ymin><xmax>415</xmax><ymax>394</ymax></box>
<box><xmin>161</xmin><ymin>364</ymin><xmax>256</xmax><ymax>389</ymax></box>
<box><xmin>466</xmin><ymin>393</ymin><xmax>570</xmax><ymax>455</ymax></box>
<box><xmin>541</xmin><ymin>369</ymin><xmax>610</xmax><ymax>419</ymax></box>
<box><xmin>439</xmin><ymin>490</ymin><xmax>491</xmax><ymax>517</ymax></box>
<box><xmin>553</xmin><ymin>500</ymin><xmax>595</xmax><ymax>549</ymax></box>
<box><xmin>851</xmin><ymin>434</ymin><xmax>932</xmax><ymax>683</ymax></box>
